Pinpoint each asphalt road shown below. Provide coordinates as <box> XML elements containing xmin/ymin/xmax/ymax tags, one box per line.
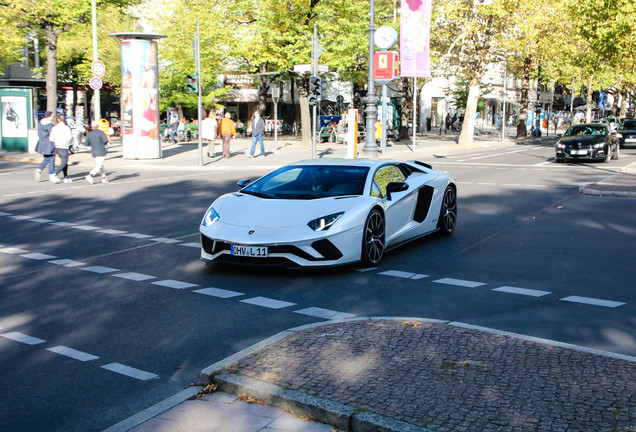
<box><xmin>1</xmin><ymin>142</ymin><xmax>634</xmax><ymax>431</ymax></box>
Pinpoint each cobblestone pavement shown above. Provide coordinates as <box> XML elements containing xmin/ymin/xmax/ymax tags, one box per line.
<box><xmin>228</xmin><ymin>319</ymin><xmax>636</xmax><ymax>432</ymax></box>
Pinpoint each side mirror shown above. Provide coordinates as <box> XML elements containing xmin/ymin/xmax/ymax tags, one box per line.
<box><xmin>237</xmin><ymin>179</ymin><xmax>252</xmax><ymax>189</ymax></box>
<box><xmin>386</xmin><ymin>182</ymin><xmax>409</xmax><ymax>201</ymax></box>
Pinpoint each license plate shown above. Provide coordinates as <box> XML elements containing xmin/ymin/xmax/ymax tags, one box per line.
<box><xmin>625</xmin><ymin>138</ymin><xmax>636</xmax><ymax>142</ymax></box>
<box><xmin>231</xmin><ymin>245</ymin><xmax>268</xmax><ymax>257</ymax></box>
<box><xmin>571</xmin><ymin>149</ymin><xmax>588</xmax><ymax>155</ymax></box>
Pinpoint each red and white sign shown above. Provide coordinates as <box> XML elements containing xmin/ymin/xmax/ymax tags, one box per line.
<box><xmin>89</xmin><ymin>77</ymin><xmax>103</xmax><ymax>90</ymax></box>
<box><xmin>373</xmin><ymin>51</ymin><xmax>399</xmax><ymax>84</ymax></box>
<box><xmin>91</xmin><ymin>60</ymin><xmax>106</xmax><ymax>78</ymax></box>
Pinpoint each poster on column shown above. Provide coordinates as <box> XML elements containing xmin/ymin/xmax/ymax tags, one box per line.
<box><xmin>400</xmin><ymin>0</ymin><xmax>432</xmax><ymax>78</ymax></box>
<box><xmin>119</xmin><ymin>38</ymin><xmax>160</xmax><ymax>158</ymax></box>
<box><xmin>1</xmin><ymin>96</ymin><xmax>27</xmax><ymax>138</ymax></box>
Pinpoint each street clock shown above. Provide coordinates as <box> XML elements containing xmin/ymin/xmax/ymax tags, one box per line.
<box><xmin>374</xmin><ymin>26</ymin><xmax>398</xmax><ymax>50</ymax></box>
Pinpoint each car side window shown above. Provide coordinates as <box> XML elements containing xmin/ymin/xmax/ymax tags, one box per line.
<box><xmin>371</xmin><ymin>165</ymin><xmax>406</xmax><ymax>198</ymax></box>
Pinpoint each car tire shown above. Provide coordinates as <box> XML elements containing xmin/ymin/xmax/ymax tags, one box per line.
<box><xmin>555</xmin><ymin>156</ymin><xmax>564</xmax><ymax>163</ymax></box>
<box><xmin>361</xmin><ymin>208</ymin><xmax>385</xmax><ymax>266</ymax></box>
<box><xmin>437</xmin><ymin>185</ymin><xmax>457</xmax><ymax>236</ymax></box>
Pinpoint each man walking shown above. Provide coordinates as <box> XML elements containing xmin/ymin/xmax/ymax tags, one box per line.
<box><xmin>200</xmin><ymin>111</ymin><xmax>218</xmax><ymax>158</ymax></box>
<box><xmin>84</xmin><ymin>121</ymin><xmax>110</xmax><ymax>184</ymax></box>
<box><xmin>50</xmin><ymin>114</ymin><xmax>73</xmax><ymax>183</ymax></box>
<box><xmin>217</xmin><ymin>112</ymin><xmax>236</xmax><ymax>158</ymax></box>
<box><xmin>249</xmin><ymin>110</ymin><xmax>266</xmax><ymax>158</ymax></box>
<box><xmin>34</xmin><ymin>111</ymin><xmax>55</xmax><ymax>181</ymax></box>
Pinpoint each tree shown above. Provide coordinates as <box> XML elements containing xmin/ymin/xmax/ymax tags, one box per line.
<box><xmin>0</xmin><ymin>0</ymin><xmax>141</xmax><ymax>115</ymax></box>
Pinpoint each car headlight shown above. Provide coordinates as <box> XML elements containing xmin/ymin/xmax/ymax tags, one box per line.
<box><xmin>556</xmin><ymin>142</ymin><xmax>565</xmax><ymax>149</ymax></box>
<box><xmin>307</xmin><ymin>212</ymin><xmax>343</xmax><ymax>232</ymax></box>
<box><xmin>202</xmin><ymin>207</ymin><xmax>220</xmax><ymax>226</ymax></box>
<box><xmin>616</xmin><ymin>133</ymin><xmax>623</xmax><ymax>138</ymax></box>
<box><xmin>594</xmin><ymin>143</ymin><xmax>605</xmax><ymax>148</ymax></box>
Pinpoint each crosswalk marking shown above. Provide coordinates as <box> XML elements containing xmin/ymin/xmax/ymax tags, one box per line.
<box><xmin>194</xmin><ymin>287</ymin><xmax>244</xmax><ymax>298</ymax></box>
<box><xmin>80</xmin><ymin>266</ymin><xmax>121</xmax><ymax>274</ymax></box>
<box><xmin>294</xmin><ymin>307</ymin><xmax>356</xmax><ymax>320</ymax></box>
<box><xmin>151</xmin><ymin>279</ymin><xmax>198</xmax><ymax>289</ymax></box>
<box><xmin>113</xmin><ymin>272</ymin><xmax>156</xmax><ymax>282</ymax></box>
<box><xmin>21</xmin><ymin>253</ymin><xmax>58</xmax><ymax>260</ymax></box>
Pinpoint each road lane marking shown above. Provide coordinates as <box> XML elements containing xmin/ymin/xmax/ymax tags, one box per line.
<box><xmin>80</xmin><ymin>266</ymin><xmax>121</xmax><ymax>274</ymax></box>
<box><xmin>150</xmin><ymin>237</ymin><xmax>179</xmax><ymax>244</ymax></box>
<box><xmin>50</xmin><ymin>222</ymin><xmax>76</xmax><ymax>227</ymax></box>
<box><xmin>433</xmin><ymin>278</ymin><xmax>486</xmax><ymax>288</ymax></box>
<box><xmin>113</xmin><ymin>272</ymin><xmax>156</xmax><ymax>282</ymax></box>
<box><xmin>123</xmin><ymin>233</ymin><xmax>154</xmax><ymax>239</ymax></box>
<box><xmin>560</xmin><ymin>296</ymin><xmax>625</xmax><ymax>308</ymax></box>
<box><xmin>379</xmin><ymin>270</ymin><xmax>416</xmax><ymax>278</ymax></box>
<box><xmin>151</xmin><ymin>279</ymin><xmax>198</xmax><ymax>289</ymax></box>
<box><xmin>71</xmin><ymin>225</ymin><xmax>100</xmax><ymax>231</ymax></box>
<box><xmin>0</xmin><ymin>247</ymin><xmax>29</xmax><ymax>254</ymax></box>
<box><xmin>194</xmin><ymin>287</ymin><xmax>244</xmax><ymax>298</ymax></box>
<box><xmin>20</xmin><ymin>253</ymin><xmax>58</xmax><ymax>260</ymax></box>
<box><xmin>98</xmin><ymin>229</ymin><xmax>128</xmax><ymax>235</ymax></box>
<box><xmin>101</xmin><ymin>363</ymin><xmax>159</xmax><ymax>381</ymax></box>
<box><xmin>492</xmin><ymin>286</ymin><xmax>552</xmax><ymax>297</ymax></box>
<box><xmin>26</xmin><ymin>218</ymin><xmax>54</xmax><ymax>223</ymax></box>
<box><xmin>0</xmin><ymin>212</ymin><xmax>14</xmax><ymax>216</ymax></box>
<box><xmin>240</xmin><ymin>297</ymin><xmax>296</xmax><ymax>309</ymax></box>
<box><xmin>1</xmin><ymin>332</ymin><xmax>46</xmax><ymax>345</ymax></box>
<box><xmin>48</xmin><ymin>259</ymin><xmax>86</xmax><ymax>267</ymax></box>
<box><xmin>9</xmin><ymin>215</ymin><xmax>33</xmax><ymax>220</ymax></box>
<box><xmin>294</xmin><ymin>307</ymin><xmax>356</xmax><ymax>320</ymax></box>
<box><xmin>47</xmin><ymin>346</ymin><xmax>99</xmax><ymax>362</ymax></box>
<box><xmin>180</xmin><ymin>242</ymin><xmax>200</xmax><ymax>248</ymax></box>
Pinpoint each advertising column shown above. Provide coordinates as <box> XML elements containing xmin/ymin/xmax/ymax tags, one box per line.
<box><xmin>0</xmin><ymin>87</ymin><xmax>33</xmax><ymax>152</ymax></box>
<box><xmin>111</xmin><ymin>33</ymin><xmax>166</xmax><ymax>159</ymax></box>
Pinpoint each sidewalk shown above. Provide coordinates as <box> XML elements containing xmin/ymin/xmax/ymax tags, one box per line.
<box><xmin>110</xmin><ymin>318</ymin><xmax>636</xmax><ymax>432</ymax></box>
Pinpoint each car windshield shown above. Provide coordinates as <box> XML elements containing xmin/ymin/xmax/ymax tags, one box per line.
<box><xmin>565</xmin><ymin>125</ymin><xmax>606</xmax><ymax>136</ymax></box>
<box><xmin>241</xmin><ymin>165</ymin><xmax>370</xmax><ymax>199</ymax></box>
<box><xmin>619</xmin><ymin>120</ymin><xmax>636</xmax><ymax>130</ymax></box>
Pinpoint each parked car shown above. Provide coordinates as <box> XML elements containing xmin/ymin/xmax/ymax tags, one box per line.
<box><xmin>617</xmin><ymin>119</ymin><xmax>636</xmax><ymax>148</ymax></box>
<box><xmin>200</xmin><ymin>159</ymin><xmax>457</xmax><ymax>267</ymax></box>
<box><xmin>555</xmin><ymin>123</ymin><xmax>619</xmax><ymax>163</ymax></box>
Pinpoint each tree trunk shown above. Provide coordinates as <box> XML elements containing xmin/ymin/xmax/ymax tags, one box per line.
<box><xmin>258</xmin><ymin>63</ymin><xmax>268</xmax><ymax>114</ymax></box>
<box><xmin>300</xmin><ymin>95</ymin><xmax>311</xmax><ymax>147</ymax></box>
<box><xmin>585</xmin><ymin>82</ymin><xmax>593</xmax><ymax>122</ymax></box>
<box><xmin>516</xmin><ymin>57</ymin><xmax>531</xmax><ymax>138</ymax></box>
<box><xmin>458</xmin><ymin>76</ymin><xmax>480</xmax><ymax>147</ymax></box>
<box><xmin>45</xmin><ymin>26</ymin><xmax>60</xmax><ymax>115</ymax></box>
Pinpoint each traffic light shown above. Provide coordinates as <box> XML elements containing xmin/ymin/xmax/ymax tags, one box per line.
<box><xmin>310</xmin><ymin>76</ymin><xmax>322</xmax><ymax>101</ymax></box>
<box><xmin>186</xmin><ymin>73</ymin><xmax>198</xmax><ymax>93</ymax></box>
<box><xmin>308</xmin><ymin>94</ymin><xmax>317</xmax><ymax>106</ymax></box>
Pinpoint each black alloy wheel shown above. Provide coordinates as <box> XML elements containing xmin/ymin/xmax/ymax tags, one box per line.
<box><xmin>438</xmin><ymin>185</ymin><xmax>457</xmax><ymax>236</ymax></box>
<box><xmin>361</xmin><ymin>208</ymin><xmax>385</xmax><ymax>266</ymax></box>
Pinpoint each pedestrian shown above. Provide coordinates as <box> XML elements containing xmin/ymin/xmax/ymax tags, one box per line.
<box><xmin>49</xmin><ymin>114</ymin><xmax>73</xmax><ymax>183</ymax></box>
<box><xmin>201</xmin><ymin>110</ymin><xmax>218</xmax><ymax>158</ymax></box>
<box><xmin>249</xmin><ymin>110</ymin><xmax>266</xmax><ymax>158</ymax></box>
<box><xmin>217</xmin><ymin>112</ymin><xmax>236</xmax><ymax>158</ymax></box>
<box><xmin>445</xmin><ymin>112</ymin><xmax>452</xmax><ymax>131</ymax></box>
<box><xmin>34</xmin><ymin>111</ymin><xmax>56</xmax><ymax>182</ymax></box>
<box><xmin>84</xmin><ymin>120</ymin><xmax>110</xmax><ymax>184</ymax></box>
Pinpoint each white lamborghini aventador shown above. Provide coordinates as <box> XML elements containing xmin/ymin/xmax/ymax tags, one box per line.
<box><xmin>200</xmin><ymin>158</ymin><xmax>456</xmax><ymax>267</ymax></box>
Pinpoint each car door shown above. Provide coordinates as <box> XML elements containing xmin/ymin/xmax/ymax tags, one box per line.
<box><xmin>370</xmin><ymin>164</ymin><xmax>416</xmax><ymax>244</ymax></box>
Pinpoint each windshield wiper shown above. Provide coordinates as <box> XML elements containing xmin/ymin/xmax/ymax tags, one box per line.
<box><xmin>241</xmin><ymin>190</ymin><xmax>272</xmax><ymax>199</ymax></box>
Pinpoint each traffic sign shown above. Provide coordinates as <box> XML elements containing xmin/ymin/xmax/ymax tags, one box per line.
<box><xmin>89</xmin><ymin>77</ymin><xmax>103</xmax><ymax>90</ymax></box>
<box><xmin>91</xmin><ymin>60</ymin><xmax>106</xmax><ymax>78</ymax></box>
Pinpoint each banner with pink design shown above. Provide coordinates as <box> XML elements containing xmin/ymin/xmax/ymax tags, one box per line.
<box><xmin>400</xmin><ymin>0</ymin><xmax>432</xmax><ymax>78</ymax></box>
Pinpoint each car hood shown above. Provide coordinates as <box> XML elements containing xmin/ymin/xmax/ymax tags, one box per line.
<box><xmin>212</xmin><ymin>193</ymin><xmax>362</xmax><ymax>228</ymax></box>
<box><xmin>560</xmin><ymin>135</ymin><xmax>605</xmax><ymax>146</ymax></box>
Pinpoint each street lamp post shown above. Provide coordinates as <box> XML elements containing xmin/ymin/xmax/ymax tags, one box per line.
<box><xmin>362</xmin><ymin>0</ymin><xmax>380</xmax><ymax>157</ymax></box>
<box><xmin>91</xmin><ymin>0</ymin><xmax>101</xmax><ymax>121</ymax></box>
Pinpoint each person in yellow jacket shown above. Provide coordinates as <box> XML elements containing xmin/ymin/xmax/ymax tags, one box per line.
<box><xmin>217</xmin><ymin>112</ymin><xmax>236</xmax><ymax>158</ymax></box>
<box><xmin>375</xmin><ymin>119</ymin><xmax>382</xmax><ymax>144</ymax></box>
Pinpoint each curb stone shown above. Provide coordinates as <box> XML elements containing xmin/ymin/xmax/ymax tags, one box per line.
<box><xmin>213</xmin><ymin>373</ymin><xmax>433</xmax><ymax>432</ymax></box>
